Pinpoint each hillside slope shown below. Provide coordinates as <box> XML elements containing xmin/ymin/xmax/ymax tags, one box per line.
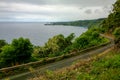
<box><xmin>47</xmin><ymin>18</ymin><xmax>105</xmax><ymax>27</ymax></box>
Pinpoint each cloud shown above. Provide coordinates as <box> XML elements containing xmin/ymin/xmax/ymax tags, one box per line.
<box><xmin>84</xmin><ymin>9</ymin><xmax>92</xmax><ymax>14</ymax></box>
<box><xmin>0</xmin><ymin>0</ymin><xmax>116</xmax><ymax>21</ymax></box>
<box><xmin>0</xmin><ymin>2</ymin><xmax>83</xmax><ymax>21</ymax></box>
<box><xmin>0</xmin><ymin>2</ymin><xmax>80</xmax><ymax>14</ymax></box>
<box><xmin>0</xmin><ymin>0</ymin><xmax>116</xmax><ymax>7</ymax></box>
<box><xmin>94</xmin><ymin>9</ymin><xmax>102</xmax><ymax>14</ymax></box>
<box><xmin>0</xmin><ymin>2</ymin><xmax>54</xmax><ymax>12</ymax></box>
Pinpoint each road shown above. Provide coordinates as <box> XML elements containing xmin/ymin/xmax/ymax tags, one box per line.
<box><xmin>2</xmin><ymin>39</ymin><xmax>114</xmax><ymax>80</ymax></box>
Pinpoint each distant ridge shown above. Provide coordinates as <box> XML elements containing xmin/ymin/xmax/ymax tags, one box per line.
<box><xmin>46</xmin><ymin>18</ymin><xmax>106</xmax><ymax>27</ymax></box>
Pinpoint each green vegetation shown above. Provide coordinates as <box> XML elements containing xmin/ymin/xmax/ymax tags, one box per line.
<box><xmin>113</xmin><ymin>27</ymin><xmax>120</xmax><ymax>48</ymax></box>
<box><xmin>101</xmin><ymin>0</ymin><xmax>120</xmax><ymax>33</ymax></box>
<box><xmin>0</xmin><ymin>37</ymin><xmax>33</xmax><ymax>68</ymax></box>
<box><xmin>0</xmin><ymin>42</ymin><xmax>110</xmax><ymax>79</ymax></box>
<box><xmin>30</xmin><ymin>50</ymin><xmax>120</xmax><ymax>80</ymax></box>
<box><xmin>33</xmin><ymin>28</ymin><xmax>108</xmax><ymax>60</ymax></box>
<box><xmin>49</xmin><ymin>18</ymin><xmax>105</xmax><ymax>27</ymax></box>
<box><xmin>0</xmin><ymin>40</ymin><xmax>7</xmax><ymax>52</ymax></box>
<box><xmin>72</xmin><ymin>28</ymin><xmax>108</xmax><ymax>50</ymax></box>
<box><xmin>101</xmin><ymin>0</ymin><xmax>120</xmax><ymax>48</ymax></box>
<box><xmin>33</xmin><ymin>33</ymin><xmax>75</xmax><ymax>58</ymax></box>
<box><xmin>113</xmin><ymin>27</ymin><xmax>120</xmax><ymax>39</ymax></box>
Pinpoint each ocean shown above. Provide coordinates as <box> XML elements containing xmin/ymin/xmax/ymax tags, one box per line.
<box><xmin>0</xmin><ymin>22</ymin><xmax>87</xmax><ymax>46</ymax></box>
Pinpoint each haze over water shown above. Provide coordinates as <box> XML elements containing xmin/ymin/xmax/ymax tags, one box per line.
<box><xmin>0</xmin><ymin>22</ymin><xmax>87</xmax><ymax>46</ymax></box>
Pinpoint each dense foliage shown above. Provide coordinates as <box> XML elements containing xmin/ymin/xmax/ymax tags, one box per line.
<box><xmin>33</xmin><ymin>27</ymin><xmax>108</xmax><ymax>59</ymax></box>
<box><xmin>101</xmin><ymin>0</ymin><xmax>120</xmax><ymax>33</ymax></box>
<box><xmin>0</xmin><ymin>40</ymin><xmax>7</xmax><ymax>52</ymax></box>
<box><xmin>72</xmin><ymin>28</ymin><xmax>107</xmax><ymax>50</ymax></box>
<box><xmin>0</xmin><ymin>37</ymin><xmax>33</xmax><ymax>68</ymax></box>
<box><xmin>33</xmin><ymin>33</ymin><xmax>75</xmax><ymax>58</ymax></box>
<box><xmin>101</xmin><ymin>0</ymin><xmax>120</xmax><ymax>48</ymax></box>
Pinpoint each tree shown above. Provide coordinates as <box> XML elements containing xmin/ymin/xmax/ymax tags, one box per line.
<box><xmin>65</xmin><ymin>33</ymin><xmax>75</xmax><ymax>46</ymax></box>
<box><xmin>0</xmin><ymin>45</ymin><xmax>15</xmax><ymax>67</ymax></box>
<box><xmin>91</xmin><ymin>31</ymin><xmax>99</xmax><ymax>39</ymax></box>
<box><xmin>11</xmin><ymin>37</ymin><xmax>33</xmax><ymax>63</ymax></box>
<box><xmin>101</xmin><ymin>0</ymin><xmax>120</xmax><ymax>33</ymax></box>
<box><xmin>0</xmin><ymin>37</ymin><xmax>33</xmax><ymax>67</ymax></box>
<box><xmin>113</xmin><ymin>0</ymin><xmax>120</xmax><ymax>13</ymax></box>
<box><xmin>45</xmin><ymin>34</ymin><xmax>65</xmax><ymax>55</ymax></box>
<box><xmin>73</xmin><ymin>35</ymin><xmax>89</xmax><ymax>49</ymax></box>
<box><xmin>0</xmin><ymin>40</ymin><xmax>7</xmax><ymax>48</ymax></box>
<box><xmin>33</xmin><ymin>33</ymin><xmax>75</xmax><ymax>58</ymax></box>
<box><xmin>0</xmin><ymin>40</ymin><xmax>7</xmax><ymax>52</ymax></box>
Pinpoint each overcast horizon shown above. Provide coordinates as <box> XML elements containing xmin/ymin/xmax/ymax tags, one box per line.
<box><xmin>0</xmin><ymin>0</ymin><xmax>116</xmax><ymax>22</ymax></box>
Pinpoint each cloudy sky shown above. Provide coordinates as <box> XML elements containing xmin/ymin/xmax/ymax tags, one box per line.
<box><xmin>0</xmin><ymin>0</ymin><xmax>116</xmax><ymax>22</ymax></box>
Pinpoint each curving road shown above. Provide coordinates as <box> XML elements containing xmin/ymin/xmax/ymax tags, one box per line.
<box><xmin>2</xmin><ymin>35</ymin><xmax>114</xmax><ymax>80</ymax></box>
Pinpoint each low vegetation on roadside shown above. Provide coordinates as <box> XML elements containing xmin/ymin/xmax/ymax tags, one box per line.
<box><xmin>30</xmin><ymin>49</ymin><xmax>120</xmax><ymax>80</ymax></box>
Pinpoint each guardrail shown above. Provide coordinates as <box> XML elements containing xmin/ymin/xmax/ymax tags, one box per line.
<box><xmin>0</xmin><ymin>40</ymin><xmax>111</xmax><ymax>79</ymax></box>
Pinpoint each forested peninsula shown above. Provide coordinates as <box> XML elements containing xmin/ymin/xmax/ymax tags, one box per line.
<box><xmin>46</xmin><ymin>18</ymin><xmax>105</xmax><ymax>27</ymax></box>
